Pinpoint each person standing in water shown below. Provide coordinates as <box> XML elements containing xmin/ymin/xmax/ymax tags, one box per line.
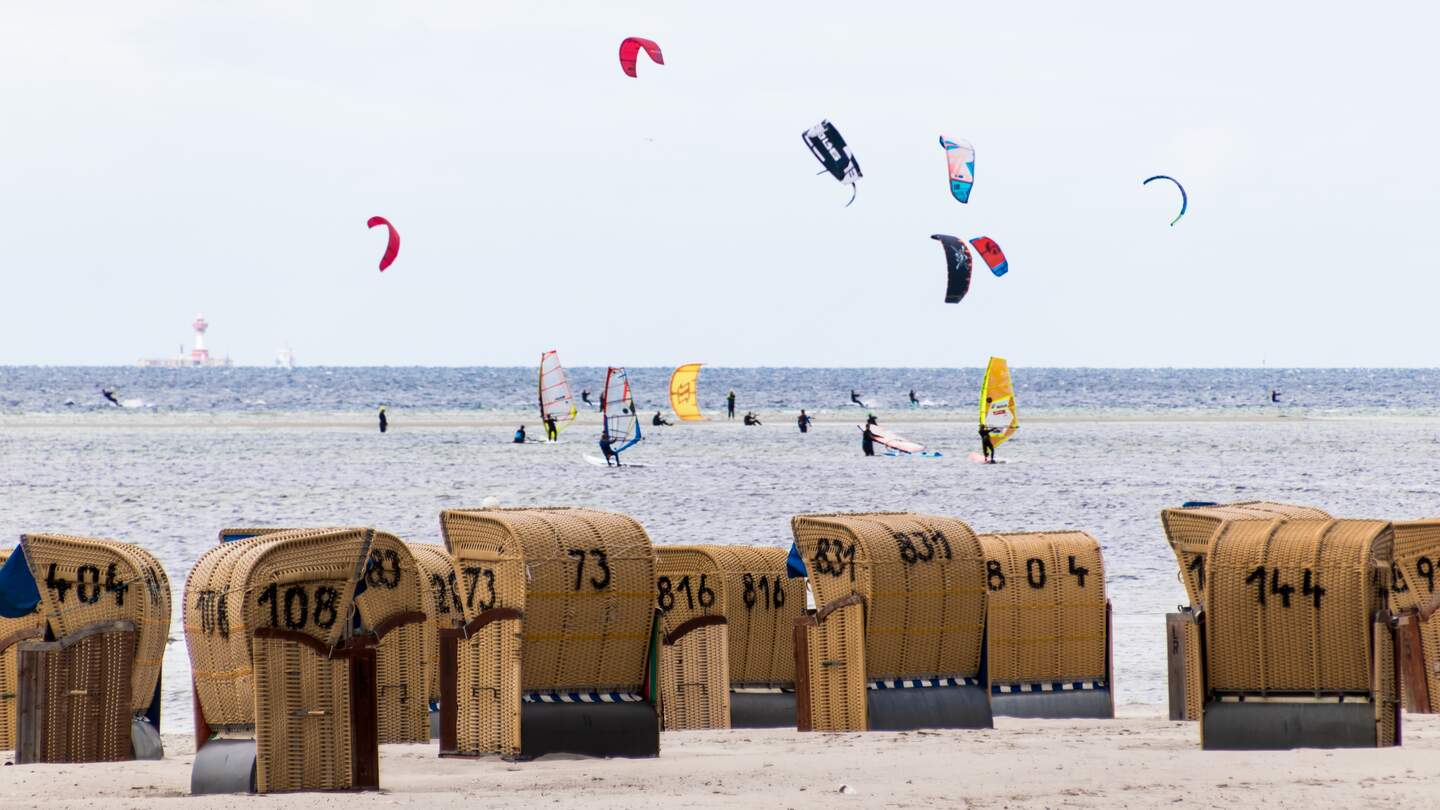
<box><xmin>797</xmin><ymin>410</ymin><xmax>812</xmax><ymax>433</ymax></box>
<box><xmin>909</xmin><ymin>389</ymin><xmax>919</xmax><ymax>408</ymax></box>
<box><xmin>378</xmin><ymin>406</ymin><xmax>388</xmax><ymax>433</ymax></box>
<box><xmin>861</xmin><ymin>422</ymin><xmax>876</xmax><ymax>456</ymax></box>
<box><xmin>727</xmin><ymin>390</ymin><xmax>736</xmax><ymax>419</ymax></box>
<box><xmin>544</xmin><ymin>413</ymin><xmax>559</xmax><ymax>442</ymax></box>
<box><xmin>1270</xmin><ymin>389</ymin><xmax>1281</xmax><ymax>403</ymax></box>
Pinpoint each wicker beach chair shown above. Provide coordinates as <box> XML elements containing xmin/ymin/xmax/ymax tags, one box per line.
<box><xmin>1159</xmin><ymin>501</ymin><xmax>1330</xmax><ymax>720</ymax></box>
<box><xmin>438</xmin><ymin>507</ymin><xmax>659</xmax><ymax>759</ymax></box>
<box><xmin>653</xmin><ymin>546</ymin><xmax>730</xmax><ymax>730</ymax></box>
<box><xmin>1198</xmin><ymin>518</ymin><xmax>1398</xmax><ymax>749</ymax></box>
<box><xmin>408</xmin><ymin>543</ymin><xmax>467</xmax><ymax>736</ymax></box>
<box><xmin>702</xmin><ymin>546</ymin><xmax>803</xmax><ymax>727</ymax></box>
<box><xmin>1384</xmin><ymin>520</ymin><xmax>1440</xmax><ymax>713</ymax></box>
<box><xmin>8</xmin><ymin>534</ymin><xmax>169</xmax><ymax>764</ymax></box>
<box><xmin>187</xmin><ymin>527</ymin><xmax>378</xmax><ymax>794</ymax></box>
<box><xmin>978</xmin><ymin>531</ymin><xmax>1113</xmax><ymax>719</ymax></box>
<box><xmin>0</xmin><ymin>549</ymin><xmax>47</xmax><ymax>753</ymax></box>
<box><xmin>790</xmin><ymin>512</ymin><xmax>991</xmax><ymax>732</ymax></box>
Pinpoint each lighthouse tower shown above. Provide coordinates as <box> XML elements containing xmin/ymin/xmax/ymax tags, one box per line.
<box><xmin>190</xmin><ymin>314</ymin><xmax>211</xmax><ymax>365</ymax></box>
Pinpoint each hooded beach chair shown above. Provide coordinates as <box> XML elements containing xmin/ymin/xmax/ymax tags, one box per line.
<box><xmin>701</xmin><ymin>545</ymin><xmax>804</xmax><ymax>727</ymax></box>
<box><xmin>1385</xmin><ymin>520</ymin><xmax>1440</xmax><ymax>713</ymax></box>
<box><xmin>438</xmin><ymin>507</ymin><xmax>659</xmax><ymax>759</ymax></box>
<box><xmin>653</xmin><ymin>546</ymin><xmax>731</xmax><ymax>730</ymax></box>
<box><xmin>790</xmin><ymin>512</ymin><xmax>992</xmax><ymax>732</ymax></box>
<box><xmin>408</xmin><ymin>542</ymin><xmax>468</xmax><ymax>737</ymax></box>
<box><xmin>978</xmin><ymin>531</ymin><xmax>1113</xmax><ymax>719</ymax></box>
<box><xmin>5</xmin><ymin>534</ymin><xmax>169</xmax><ymax>763</ymax></box>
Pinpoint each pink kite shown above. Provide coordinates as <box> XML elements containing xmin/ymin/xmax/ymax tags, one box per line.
<box><xmin>618</xmin><ymin>37</ymin><xmax>663</xmax><ymax>78</ymax></box>
<box><xmin>367</xmin><ymin>216</ymin><xmax>400</xmax><ymax>272</ymax></box>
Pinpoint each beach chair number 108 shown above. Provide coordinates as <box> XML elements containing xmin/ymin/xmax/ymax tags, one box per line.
<box><xmin>257</xmin><ymin>582</ymin><xmax>341</xmax><ymax>631</ymax></box>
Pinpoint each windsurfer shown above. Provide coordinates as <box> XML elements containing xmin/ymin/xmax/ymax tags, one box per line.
<box><xmin>909</xmin><ymin>389</ymin><xmax>919</xmax><ymax>408</ymax></box>
<box><xmin>652</xmin><ymin>411</ymin><xmax>673</xmax><ymax>427</ymax></box>
<box><xmin>797</xmin><ymin>410</ymin><xmax>812</xmax><ymax>433</ymax></box>
<box><xmin>514</xmin><ymin>425</ymin><xmax>527</xmax><ymax>444</ymax></box>
<box><xmin>544</xmin><ymin>414</ymin><xmax>558</xmax><ymax>441</ymax></box>
<box><xmin>979</xmin><ymin>406</ymin><xmax>996</xmax><ymax>463</ymax></box>
<box><xmin>599</xmin><ymin>431</ymin><xmax>620</xmax><ymax>467</ymax></box>
<box><xmin>581</xmin><ymin>389</ymin><xmax>593</xmax><ymax>408</ymax></box>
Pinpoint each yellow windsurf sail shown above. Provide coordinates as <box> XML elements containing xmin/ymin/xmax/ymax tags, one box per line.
<box><xmin>980</xmin><ymin>356</ymin><xmax>1019</xmax><ymax>447</ymax></box>
<box><xmin>668</xmin><ymin>363</ymin><xmax>704</xmax><ymax>421</ymax></box>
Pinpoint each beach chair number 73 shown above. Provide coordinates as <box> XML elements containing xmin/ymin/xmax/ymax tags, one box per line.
<box><xmin>567</xmin><ymin>548</ymin><xmax>611</xmax><ymax>591</ymax></box>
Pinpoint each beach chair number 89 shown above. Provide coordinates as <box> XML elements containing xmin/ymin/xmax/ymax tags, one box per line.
<box><xmin>567</xmin><ymin>548</ymin><xmax>611</xmax><ymax>591</ymax></box>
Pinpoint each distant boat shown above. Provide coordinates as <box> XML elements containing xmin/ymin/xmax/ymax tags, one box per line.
<box><xmin>276</xmin><ymin>346</ymin><xmax>296</xmax><ymax>369</ymax></box>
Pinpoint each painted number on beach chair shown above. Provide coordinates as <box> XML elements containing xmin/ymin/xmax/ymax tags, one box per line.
<box><xmin>43</xmin><ymin>562</ymin><xmax>131</xmax><ymax>606</ymax></box>
<box><xmin>1244</xmin><ymin>566</ymin><xmax>1324</xmax><ymax>609</ymax></box>
<box><xmin>658</xmin><ymin>574</ymin><xmax>715</xmax><ymax>613</ymax></box>
<box><xmin>430</xmin><ymin>572</ymin><xmax>465</xmax><ymax>615</ymax></box>
<box><xmin>986</xmin><ymin>556</ymin><xmax>1091</xmax><ymax>592</ymax></box>
<box><xmin>365</xmin><ymin>549</ymin><xmax>402</xmax><ymax>590</ymax></box>
<box><xmin>461</xmin><ymin>566</ymin><xmax>497</xmax><ymax>611</ymax></box>
<box><xmin>741</xmin><ymin>573</ymin><xmax>786</xmax><ymax>610</ymax></box>
<box><xmin>567</xmin><ymin>548</ymin><xmax>611</xmax><ymax>591</ymax></box>
<box><xmin>893</xmin><ymin>530</ymin><xmax>953</xmax><ymax>565</ymax></box>
<box><xmin>195</xmin><ymin>589</ymin><xmax>230</xmax><ymax>638</ymax></box>
<box><xmin>812</xmin><ymin>538</ymin><xmax>856</xmax><ymax>581</ymax></box>
<box><xmin>257</xmin><ymin>582</ymin><xmax>342</xmax><ymax>631</ymax></box>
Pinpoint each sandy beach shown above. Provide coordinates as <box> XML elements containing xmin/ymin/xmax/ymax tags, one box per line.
<box><xmin>4</xmin><ymin>706</ymin><xmax>1437</xmax><ymax>809</ymax></box>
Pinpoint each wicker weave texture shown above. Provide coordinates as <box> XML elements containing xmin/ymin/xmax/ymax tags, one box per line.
<box><xmin>22</xmin><ymin>628</ymin><xmax>136</xmax><ymax>762</ymax></box>
<box><xmin>1387</xmin><ymin>520</ymin><xmax>1440</xmax><ymax>707</ymax></box>
<box><xmin>253</xmin><ymin>635</ymin><xmax>353</xmax><ymax>792</ymax></box>
<box><xmin>408</xmin><ymin>543</ymin><xmax>466</xmax><ymax>704</ymax></box>
<box><xmin>804</xmin><ymin>601</ymin><xmax>868</xmax><ymax>732</ymax></box>
<box><xmin>354</xmin><ymin>532</ymin><xmax>428</xmax><ymax>744</ymax></box>
<box><xmin>978</xmin><ymin>531</ymin><xmax>1107</xmax><ymax>684</ymax></box>
<box><xmin>1161</xmin><ymin>502</ymin><xmax>1330</xmax><ymax>610</ymax></box>
<box><xmin>700</xmin><ymin>546</ymin><xmax>800</xmax><ymax>687</ymax></box>
<box><xmin>442</xmin><ymin>508</ymin><xmax>655</xmax><ymax>693</ymax></box>
<box><xmin>1182</xmin><ymin>618</ymin><xmax>1203</xmax><ymax>721</ymax></box>
<box><xmin>455</xmin><ymin>618</ymin><xmax>522</xmax><ymax>757</ymax></box>
<box><xmin>0</xmin><ymin>548</ymin><xmax>44</xmax><ymax>751</ymax></box>
<box><xmin>185</xmin><ymin>529</ymin><xmax>371</xmax><ymax>728</ymax></box>
<box><xmin>791</xmin><ymin>512</ymin><xmax>986</xmax><ymax>680</ymax></box>
<box><xmin>655</xmin><ymin>546</ymin><xmax>730</xmax><ymax>729</ymax></box>
<box><xmin>19</xmin><ymin>534</ymin><xmax>170</xmax><ymax>715</ymax></box>
<box><xmin>1205</xmin><ymin>519</ymin><xmax>1391</xmax><ymax>693</ymax></box>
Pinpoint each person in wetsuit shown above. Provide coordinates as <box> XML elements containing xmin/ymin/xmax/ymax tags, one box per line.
<box><xmin>797</xmin><ymin>410</ymin><xmax>812</xmax><ymax>433</ymax></box>
<box><xmin>1271</xmin><ymin>389</ymin><xmax>1281</xmax><ymax>403</ymax></box>
<box><xmin>101</xmin><ymin>388</ymin><xmax>120</xmax><ymax>407</ymax></box>
<box><xmin>581</xmin><ymin>389</ymin><xmax>593</xmax><ymax>408</ymax></box>
<box><xmin>850</xmin><ymin>389</ymin><xmax>864</xmax><ymax>407</ymax></box>
<box><xmin>599</xmin><ymin>431</ymin><xmax>619</xmax><ymax>467</ymax></box>
<box><xmin>652</xmin><ymin>411</ymin><xmax>673</xmax><ymax>427</ymax></box>
<box><xmin>861</xmin><ymin>422</ymin><xmax>876</xmax><ymax>456</ymax></box>
<box><xmin>544</xmin><ymin>413</ymin><xmax>559</xmax><ymax>441</ymax></box>
<box><xmin>378</xmin><ymin>406</ymin><xmax>388</xmax><ymax>434</ymax></box>
<box><xmin>514</xmin><ymin>425</ymin><xmax>527</xmax><ymax>443</ymax></box>
<box><xmin>909</xmin><ymin>389</ymin><xmax>919</xmax><ymax>408</ymax></box>
<box><xmin>727</xmin><ymin>390</ymin><xmax>736</xmax><ymax>419</ymax></box>
<box><xmin>743</xmin><ymin>411</ymin><xmax>762</xmax><ymax>426</ymax></box>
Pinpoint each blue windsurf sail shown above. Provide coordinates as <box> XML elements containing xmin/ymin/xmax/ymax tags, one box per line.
<box><xmin>601</xmin><ymin>366</ymin><xmax>643</xmax><ymax>453</ymax></box>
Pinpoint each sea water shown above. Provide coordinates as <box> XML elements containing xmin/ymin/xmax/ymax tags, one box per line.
<box><xmin>1</xmin><ymin>366</ymin><xmax>1437</xmax><ymax>730</ymax></box>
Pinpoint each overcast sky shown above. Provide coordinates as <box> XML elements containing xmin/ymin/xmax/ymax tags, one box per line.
<box><xmin>0</xmin><ymin>2</ymin><xmax>1434</xmax><ymax>367</ymax></box>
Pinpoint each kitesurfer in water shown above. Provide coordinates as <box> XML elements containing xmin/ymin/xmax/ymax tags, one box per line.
<box><xmin>101</xmin><ymin>388</ymin><xmax>120</xmax><ymax>407</ymax></box>
<box><xmin>599</xmin><ymin>431</ymin><xmax>620</xmax><ymax>467</ymax></box>
<box><xmin>652</xmin><ymin>411</ymin><xmax>673</xmax><ymax>427</ymax></box>
<box><xmin>797</xmin><ymin>410</ymin><xmax>812</xmax><ymax>433</ymax></box>
<box><xmin>727</xmin><ymin>390</ymin><xmax>736</xmax><ymax>419</ymax></box>
<box><xmin>514</xmin><ymin>425</ymin><xmax>527</xmax><ymax>444</ymax></box>
<box><xmin>909</xmin><ymin>389</ymin><xmax>919</xmax><ymax>408</ymax></box>
<box><xmin>378</xmin><ymin>406</ymin><xmax>388</xmax><ymax>434</ymax></box>
<box><xmin>850</xmin><ymin>390</ymin><xmax>864</xmax><ymax>407</ymax></box>
<box><xmin>544</xmin><ymin>413</ymin><xmax>559</xmax><ymax>441</ymax></box>
<box><xmin>861</xmin><ymin>422</ymin><xmax>876</xmax><ymax>456</ymax></box>
<box><xmin>743</xmin><ymin>411</ymin><xmax>762</xmax><ymax>426</ymax></box>
<box><xmin>1270</xmin><ymin>389</ymin><xmax>1281</xmax><ymax>403</ymax></box>
<box><xmin>581</xmin><ymin>389</ymin><xmax>593</xmax><ymax>408</ymax></box>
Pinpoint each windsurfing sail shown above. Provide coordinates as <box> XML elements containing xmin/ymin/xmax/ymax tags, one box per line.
<box><xmin>668</xmin><ymin>363</ymin><xmax>704</xmax><ymax>421</ymax></box>
<box><xmin>979</xmin><ymin>357</ymin><xmax>1020</xmax><ymax>447</ymax></box>
<box><xmin>601</xmin><ymin>366</ymin><xmax>643</xmax><ymax>453</ymax></box>
<box><xmin>538</xmin><ymin>350</ymin><xmax>578</xmax><ymax>435</ymax></box>
<box><xmin>859</xmin><ymin>424</ymin><xmax>928</xmax><ymax>455</ymax></box>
